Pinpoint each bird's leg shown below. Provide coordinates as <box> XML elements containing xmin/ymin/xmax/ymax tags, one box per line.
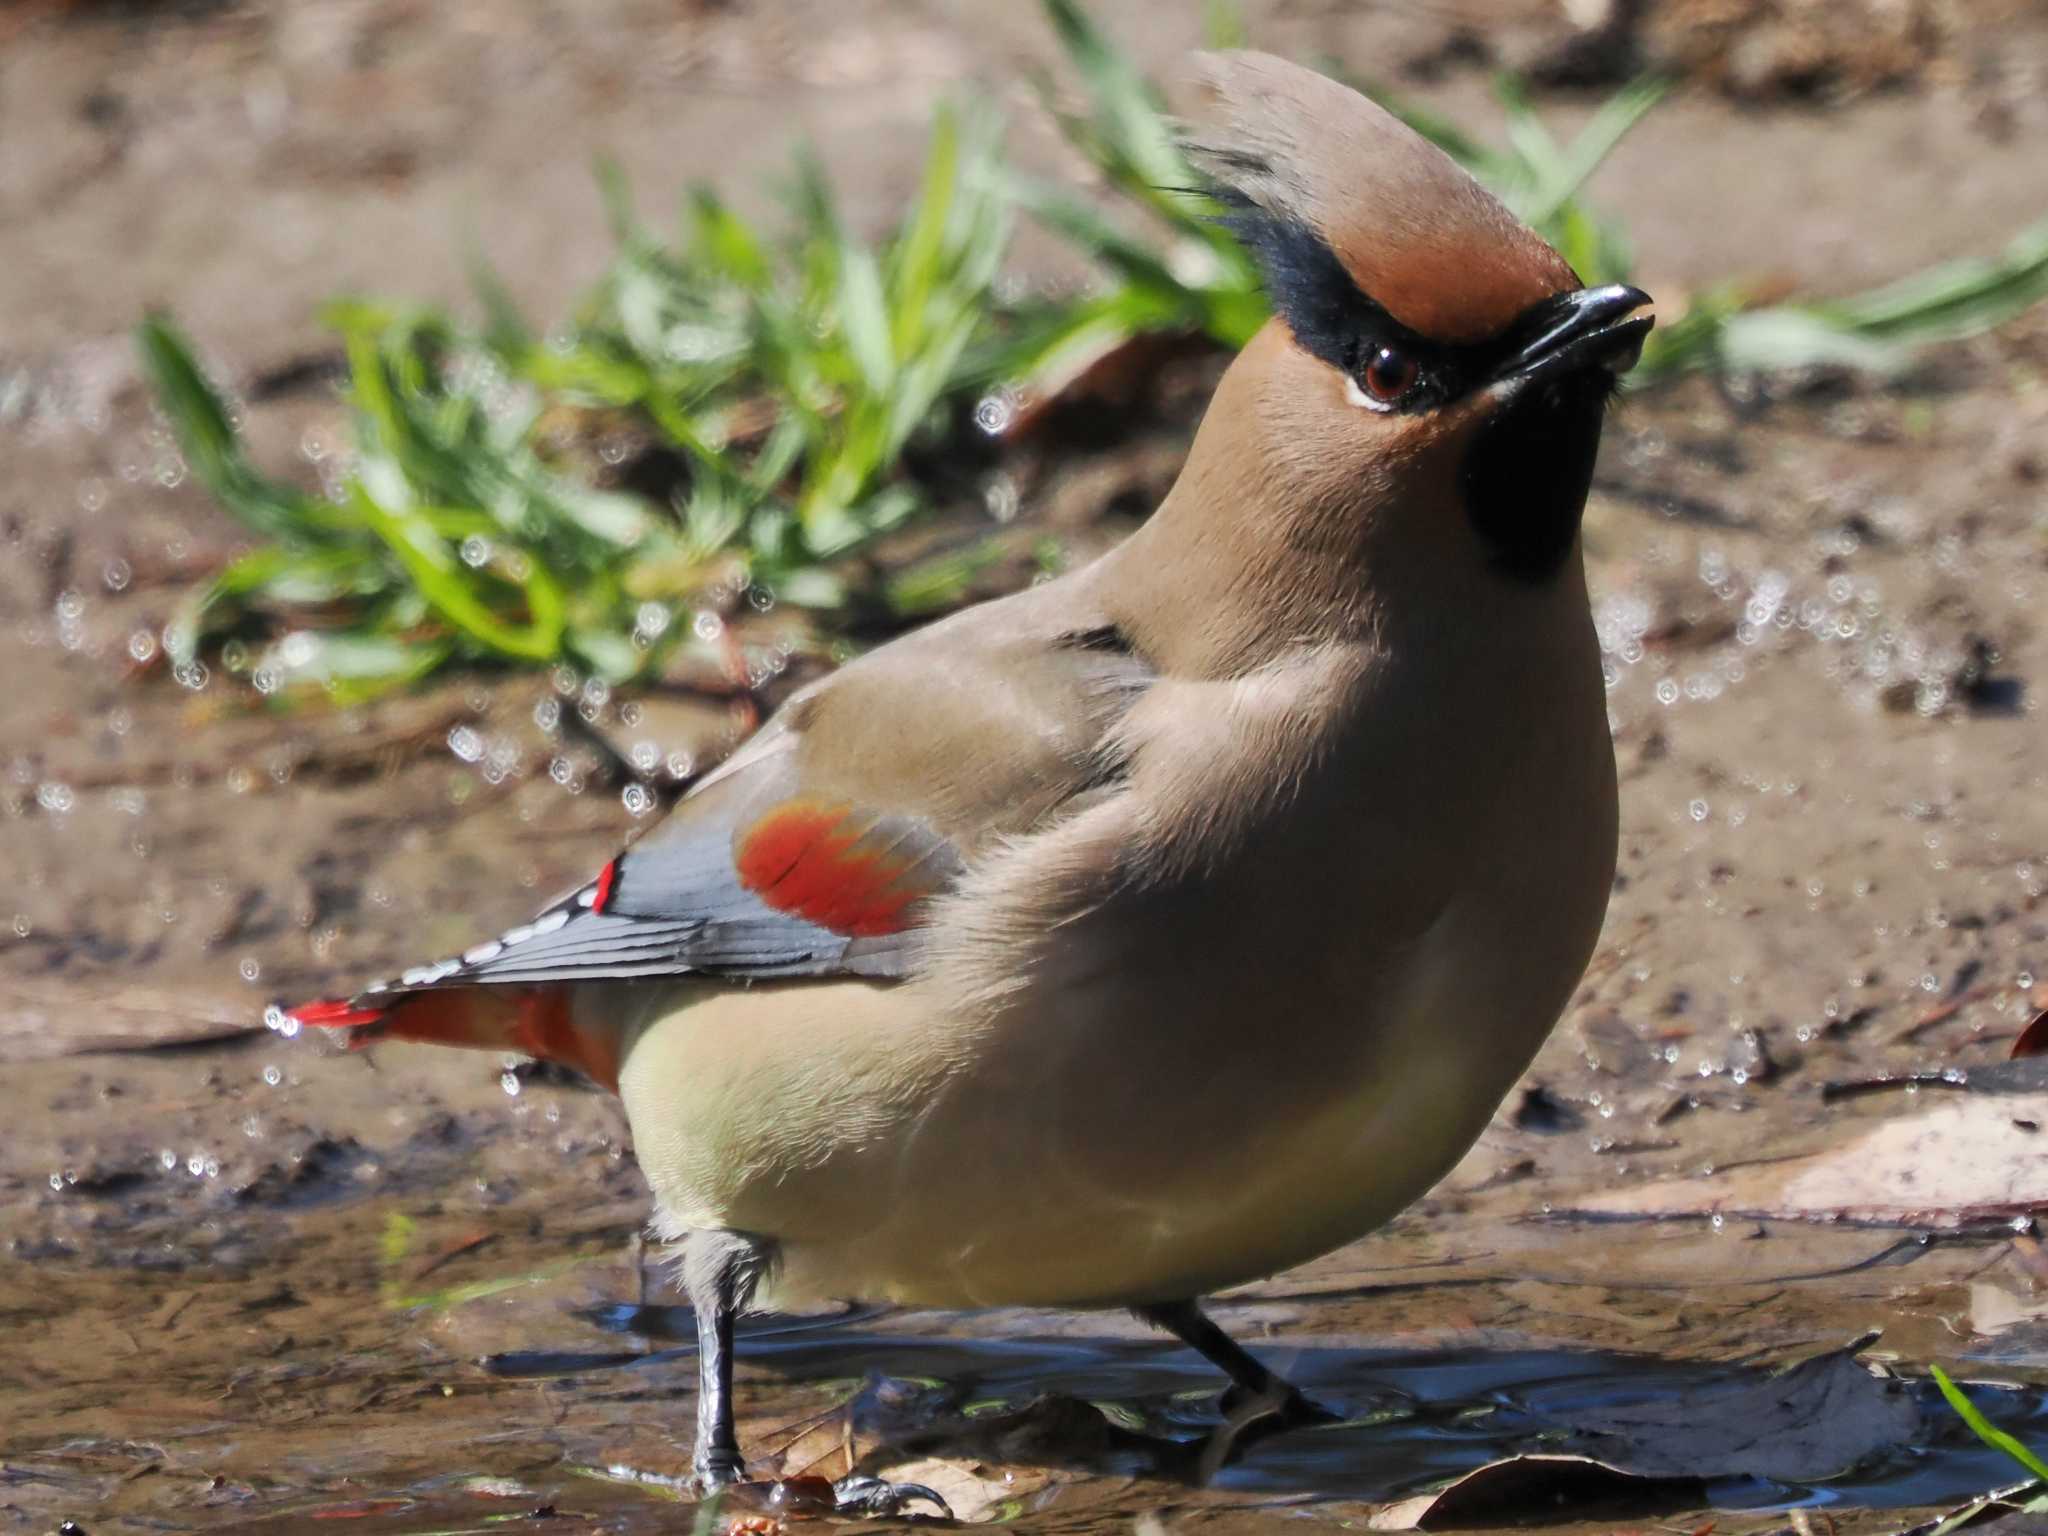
<box><xmin>683</xmin><ymin>1230</ymin><xmax>768</xmax><ymax>1490</ymax></box>
<box><xmin>681</xmin><ymin>1233</ymin><xmax>946</xmax><ymax>1519</ymax></box>
<box><xmin>1133</xmin><ymin>1298</ymin><xmax>1334</xmax><ymax>1428</ymax></box>
<box><xmin>688</xmin><ymin>1256</ymin><xmax>743</xmax><ymax>1487</ymax></box>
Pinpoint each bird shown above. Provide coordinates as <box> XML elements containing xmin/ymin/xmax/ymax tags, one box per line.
<box><xmin>285</xmin><ymin>49</ymin><xmax>1647</xmax><ymax>1514</ymax></box>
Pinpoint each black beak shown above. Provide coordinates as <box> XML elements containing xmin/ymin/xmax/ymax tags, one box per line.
<box><xmin>1489</xmin><ymin>284</ymin><xmax>1654</xmax><ymax>391</ymax></box>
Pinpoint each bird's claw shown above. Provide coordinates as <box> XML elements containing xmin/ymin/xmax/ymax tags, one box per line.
<box><xmin>831</xmin><ymin>1473</ymin><xmax>953</xmax><ymax>1520</ymax></box>
<box><xmin>693</xmin><ymin>1457</ymin><xmax>746</xmax><ymax>1497</ymax></box>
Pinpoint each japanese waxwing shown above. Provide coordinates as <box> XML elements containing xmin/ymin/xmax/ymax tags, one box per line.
<box><xmin>288</xmin><ymin>48</ymin><xmax>1648</xmax><ymax>1512</ymax></box>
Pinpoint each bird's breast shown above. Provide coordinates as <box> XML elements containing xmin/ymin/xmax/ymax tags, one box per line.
<box><xmin>617</xmin><ymin>618</ymin><xmax>1617</xmax><ymax>1310</ymax></box>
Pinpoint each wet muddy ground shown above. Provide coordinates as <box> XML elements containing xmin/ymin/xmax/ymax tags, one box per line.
<box><xmin>7</xmin><ymin>3</ymin><xmax>2048</xmax><ymax>1533</ymax></box>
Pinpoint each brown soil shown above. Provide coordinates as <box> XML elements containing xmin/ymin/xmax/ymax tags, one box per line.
<box><xmin>4</xmin><ymin>4</ymin><xmax>2048</xmax><ymax>1534</ymax></box>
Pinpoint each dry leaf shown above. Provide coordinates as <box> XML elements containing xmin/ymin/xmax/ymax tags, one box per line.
<box><xmin>1566</xmin><ymin>1093</ymin><xmax>2048</xmax><ymax>1229</ymax></box>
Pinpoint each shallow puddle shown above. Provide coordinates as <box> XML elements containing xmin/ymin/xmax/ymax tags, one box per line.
<box><xmin>11</xmin><ymin>1213</ymin><xmax>2048</xmax><ymax>1535</ymax></box>
<box><xmin>493</xmin><ymin>1308</ymin><xmax>2048</xmax><ymax>1513</ymax></box>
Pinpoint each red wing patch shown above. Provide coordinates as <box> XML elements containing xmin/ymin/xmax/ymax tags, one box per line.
<box><xmin>734</xmin><ymin>800</ymin><xmax>935</xmax><ymax>938</ymax></box>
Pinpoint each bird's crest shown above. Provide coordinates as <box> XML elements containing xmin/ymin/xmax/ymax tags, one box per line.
<box><xmin>1182</xmin><ymin>51</ymin><xmax>1577</xmax><ymax>346</ymax></box>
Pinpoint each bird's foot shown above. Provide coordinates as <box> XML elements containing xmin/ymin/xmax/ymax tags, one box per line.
<box><xmin>701</xmin><ymin>1473</ymin><xmax>951</xmax><ymax>1522</ymax></box>
<box><xmin>1217</xmin><ymin>1381</ymin><xmax>1337</xmax><ymax>1430</ymax></box>
<box><xmin>831</xmin><ymin>1473</ymin><xmax>953</xmax><ymax>1520</ymax></box>
<box><xmin>693</xmin><ymin>1452</ymin><xmax>746</xmax><ymax>1497</ymax></box>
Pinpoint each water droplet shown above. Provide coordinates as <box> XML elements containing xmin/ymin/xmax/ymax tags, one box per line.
<box><xmin>238</xmin><ymin>957</ymin><xmax>261</xmax><ymax>983</ymax></box>
<box><xmin>973</xmin><ymin>390</ymin><xmax>1017</xmax><ymax>436</ymax></box>
<box><xmin>693</xmin><ymin>611</ymin><xmax>724</xmax><ymax>642</ymax></box>
<box><xmin>448</xmin><ymin>725</ymin><xmax>485</xmax><ymax>763</ymax></box>
<box><xmin>634</xmin><ymin>601</ymin><xmax>671</xmax><ymax>640</ymax></box>
<box><xmin>500</xmin><ymin>1070</ymin><xmax>522</xmax><ymax>1097</ymax></box>
<box><xmin>262</xmin><ymin>1064</ymin><xmax>283</xmax><ymax>1087</ymax></box>
<box><xmin>160</xmin><ymin>1148</ymin><xmax>178</xmax><ymax>1170</ymax></box>
<box><xmin>1688</xmin><ymin>799</ymin><xmax>1709</xmax><ymax>823</ymax></box>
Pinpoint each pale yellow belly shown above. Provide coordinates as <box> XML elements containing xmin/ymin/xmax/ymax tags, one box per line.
<box><xmin>602</xmin><ymin>907</ymin><xmax>1561</xmax><ymax>1311</ymax></box>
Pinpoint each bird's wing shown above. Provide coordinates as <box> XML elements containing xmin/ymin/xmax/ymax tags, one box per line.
<box><xmin>286</xmin><ymin>592</ymin><xmax>1151</xmax><ymax>1057</ymax></box>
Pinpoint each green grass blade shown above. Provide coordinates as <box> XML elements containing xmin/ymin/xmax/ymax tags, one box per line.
<box><xmin>687</xmin><ymin>187</ymin><xmax>773</xmax><ymax>292</ymax></box>
<box><xmin>1040</xmin><ymin>0</ymin><xmax>1186</xmax><ymax>194</ymax></box>
<box><xmin>1716</xmin><ymin>307</ymin><xmax>1910</xmax><ymax>374</ymax></box>
<box><xmin>886</xmin><ymin>537</ymin><xmax>1006</xmax><ymax>617</ymax></box>
<box><xmin>838</xmin><ymin>239</ymin><xmax>896</xmax><ymax>395</ymax></box>
<box><xmin>349</xmin><ymin>485</ymin><xmax>566</xmax><ymax>661</ymax></box>
<box><xmin>1931</xmin><ymin>1365</ymin><xmax>2048</xmax><ymax>1485</ymax></box>
<box><xmin>135</xmin><ymin>315</ymin><xmax>322</xmax><ymax>541</ymax></box>
<box><xmin>1525</xmin><ymin>75</ymin><xmax>1668</xmax><ymax>229</ymax></box>
<box><xmin>1831</xmin><ymin>215</ymin><xmax>2048</xmax><ymax>342</ymax></box>
<box><xmin>1007</xmin><ymin>175</ymin><xmax>1190</xmax><ymax>298</ymax></box>
<box><xmin>891</xmin><ymin>102</ymin><xmax>962</xmax><ymax>359</ymax></box>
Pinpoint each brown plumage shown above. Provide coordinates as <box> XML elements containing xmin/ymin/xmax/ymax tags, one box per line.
<box><xmin>284</xmin><ymin>50</ymin><xmax>1650</xmax><ymax>1506</ymax></box>
<box><xmin>1185</xmin><ymin>51</ymin><xmax>1577</xmax><ymax>341</ymax></box>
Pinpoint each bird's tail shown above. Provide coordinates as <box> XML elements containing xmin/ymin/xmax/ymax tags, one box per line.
<box><xmin>286</xmin><ymin>986</ymin><xmax>621</xmax><ymax>1092</ymax></box>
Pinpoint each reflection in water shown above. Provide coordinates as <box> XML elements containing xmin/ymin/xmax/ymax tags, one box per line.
<box><xmin>482</xmin><ymin>1304</ymin><xmax>2048</xmax><ymax>1514</ymax></box>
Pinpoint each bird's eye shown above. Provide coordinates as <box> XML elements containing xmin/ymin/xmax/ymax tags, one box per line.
<box><xmin>1360</xmin><ymin>346</ymin><xmax>1421</xmax><ymax>406</ymax></box>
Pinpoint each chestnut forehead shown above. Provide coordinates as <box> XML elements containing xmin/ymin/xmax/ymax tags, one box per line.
<box><xmin>1330</xmin><ymin>224</ymin><xmax>1578</xmax><ymax>345</ymax></box>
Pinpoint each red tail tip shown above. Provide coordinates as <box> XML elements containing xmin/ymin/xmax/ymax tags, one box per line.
<box><xmin>277</xmin><ymin>998</ymin><xmax>387</xmax><ymax>1031</ymax></box>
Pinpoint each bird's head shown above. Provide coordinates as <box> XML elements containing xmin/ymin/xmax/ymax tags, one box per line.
<box><xmin>1177</xmin><ymin>51</ymin><xmax>1652</xmax><ymax>591</ymax></box>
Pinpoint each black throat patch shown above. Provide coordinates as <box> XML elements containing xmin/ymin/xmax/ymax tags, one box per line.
<box><xmin>1460</xmin><ymin>369</ymin><xmax>1613</xmax><ymax>582</ymax></box>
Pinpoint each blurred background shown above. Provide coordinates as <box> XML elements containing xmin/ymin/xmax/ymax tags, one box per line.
<box><xmin>4</xmin><ymin>2</ymin><xmax>2048</xmax><ymax>1532</ymax></box>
